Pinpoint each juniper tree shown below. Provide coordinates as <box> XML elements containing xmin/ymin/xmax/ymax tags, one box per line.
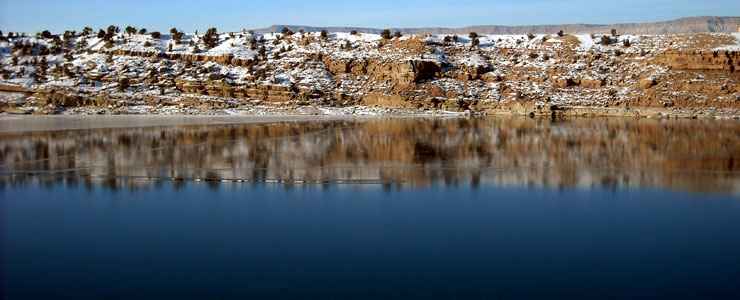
<box><xmin>175</xmin><ymin>31</ymin><xmax>184</xmax><ymax>43</ymax></box>
<box><xmin>169</xmin><ymin>28</ymin><xmax>183</xmax><ymax>44</ymax></box>
<box><xmin>125</xmin><ymin>26</ymin><xmax>137</xmax><ymax>36</ymax></box>
<box><xmin>150</xmin><ymin>31</ymin><xmax>161</xmax><ymax>39</ymax></box>
<box><xmin>63</xmin><ymin>31</ymin><xmax>74</xmax><ymax>41</ymax></box>
<box><xmin>139</xmin><ymin>28</ymin><xmax>147</xmax><ymax>35</ymax></box>
<box><xmin>118</xmin><ymin>77</ymin><xmax>129</xmax><ymax>92</ymax></box>
<box><xmin>381</xmin><ymin>29</ymin><xmax>391</xmax><ymax>40</ymax></box>
<box><xmin>394</xmin><ymin>31</ymin><xmax>402</xmax><ymax>38</ymax></box>
<box><xmin>600</xmin><ymin>35</ymin><xmax>612</xmax><ymax>46</ymax></box>
<box><xmin>101</xmin><ymin>25</ymin><xmax>118</xmax><ymax>42</ymax></box>
<box><xmin>557</xmin><ymin>30</ymin><xmax>564</xmax><ymax>37</ymax></box>
<box><xmin>104</xmin><ymin>31</ymin><xmax>115</xmax><ymax>42</ymax></box>
<box><xmin>469</xmin><ymin>32</ymin><xmax>478</xmax><ymax>40</ymax></box>
<box><xmin>249</xmin><ymin>36</ymin><xmax>257</xmax><ymax>50</ymax></box>
<box><xmin>203</xmin><ymin>27</ymin><xmax>219</xmax><ymax>49</ymax></box>
<box><xmin>107</xmin><ymin>25</ymin><xmax>119</xmax><ymax>35</ymax></box>
<box><xmin>320</xmin><ymin>30</ymin><xmax>328</xmax><ymax>40</ymax></box>
<box><xmin>97</xmin><ymin>30</ymin><xmax>106</xmax><ymax>39</ymax></box>
<box><xmin>611</xmin><ymin>29</ymin><xmax>618</xmax><ymax>37</ymax></box>
<box><xmin>40</xmin><ymin>30</ymin><xmax>53</xmax><ymax>39</ymax></box>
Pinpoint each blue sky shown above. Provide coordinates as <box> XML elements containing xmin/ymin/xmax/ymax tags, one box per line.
<box><xmin>1</xmin><ymin>0</ymin><xmax>739</xmax><ymax>33</ymax></box>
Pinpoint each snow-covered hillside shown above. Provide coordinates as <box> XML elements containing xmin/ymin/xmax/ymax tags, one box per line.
<box><xmin>1</xmin><ymin>26</ymin><xmax>739</xmax><ymax>116</ymax></box>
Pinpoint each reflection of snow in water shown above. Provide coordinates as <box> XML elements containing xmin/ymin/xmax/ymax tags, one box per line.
<box><xmin>1</xmin><ymin>117</ymin><xmax>739</xmax><ymax>194</ymax></box>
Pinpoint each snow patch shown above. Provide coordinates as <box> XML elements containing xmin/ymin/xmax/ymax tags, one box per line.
<box><xmin>714</xmin><ymin>33</ymin><xmax>740</xmax><ymax>51</ymax></box>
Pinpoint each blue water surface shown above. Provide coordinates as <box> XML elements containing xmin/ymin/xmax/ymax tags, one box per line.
<box><xmin>3</xmin><ymin>183</ymin><xmax>740</xmax><ymax>299</ymax></box>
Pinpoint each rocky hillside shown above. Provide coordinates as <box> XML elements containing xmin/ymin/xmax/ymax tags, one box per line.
<box><xmin>1</xmin><ymin>25</ymin><xmax>739</xmax><ymax>117</ymax></box>
<box><xmin>260</xmin><ymin>16</ymin><xmax>740</xmax><ymax>35</ymax></box>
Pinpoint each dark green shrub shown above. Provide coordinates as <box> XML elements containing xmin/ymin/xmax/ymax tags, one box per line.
<box><xmin>381</xmin><ymin>29</ymin><xmax>391</xmax><ymax>40</ymax></box>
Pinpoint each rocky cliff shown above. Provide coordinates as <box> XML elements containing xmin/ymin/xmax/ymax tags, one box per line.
<box><xmin>1</xmin><ymin>26</ymin><xmax>740</xmax><ymax>117</ymax></box>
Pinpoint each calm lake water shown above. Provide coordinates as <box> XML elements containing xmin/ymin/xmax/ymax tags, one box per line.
<box><xmin>2</xmin><ymin>117</ymin><xmax>740</xmax><ymax>299</ymax></box>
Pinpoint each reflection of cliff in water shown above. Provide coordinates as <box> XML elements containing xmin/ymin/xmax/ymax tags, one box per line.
<box><xmin>1</xmin><ymin>117</ymin><xmax>739</xmax><ymax>194</ymax></box>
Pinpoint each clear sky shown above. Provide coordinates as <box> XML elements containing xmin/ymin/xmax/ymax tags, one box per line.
<box><xmin>1</xmin><ymin>0</ymin><xmax>739</xmax><ymax>33</ymax></box>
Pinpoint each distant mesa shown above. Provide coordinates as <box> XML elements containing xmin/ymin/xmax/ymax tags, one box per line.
<box><xmin>256</xmin><ymin>16</ymin><xmax>740</xmax><ymax>35</ymax></box>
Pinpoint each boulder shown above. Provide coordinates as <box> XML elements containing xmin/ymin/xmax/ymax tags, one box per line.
<box><xmin>482</xmin><ymin>72</ymin><xmax>503</xmax><ymax>82</ymax></box>
<box><xmin>580</xmin><ymin>79</ymin><xmax>605</xmax><ymax>89</ymax></box>
<box><xmin>639</xmin><ymin>77</ymin><xmax>657</xmax><ymax>89</ymax></box>
<box><xmin>552</xmin><ymin>77</ymin><xmax>577</xmax><ymax>88</ymax></box>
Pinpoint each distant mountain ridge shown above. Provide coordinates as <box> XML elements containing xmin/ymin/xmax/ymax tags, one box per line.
<box><xmin>255</xmin><ymin>16</ymin><xmax>740</xmax><ymax>35</ymax></box>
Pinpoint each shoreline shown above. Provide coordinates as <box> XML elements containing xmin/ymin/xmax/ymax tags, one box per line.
<box><xmin>0</xmin><ymin>112</ymin><xmax>471</xmax><ymax>133</ymax></box>
<box><xmin>0</xmin><ymin>114</ymin><xmax>362</xmax><ymax>133</ymax></box>
<box><xmin>2</xmin><ymin>107</ymin><xmax>739</xmax><ymax>133</ymax></box>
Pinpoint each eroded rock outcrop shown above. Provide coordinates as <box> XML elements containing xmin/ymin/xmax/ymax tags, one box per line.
<box><xmin>176</xmin><ymin>80</ymin><xmax>296</xmax><ymax>102</ymax></box>
<box><xmin>323</xmin><ymin>56</ymin><xmax>441</xmax><ymax>85</ymax></box>
<box><xmin>656</xmin><ymin>50</ymin><xmax>740</xmax><ymax>72</ymax></box>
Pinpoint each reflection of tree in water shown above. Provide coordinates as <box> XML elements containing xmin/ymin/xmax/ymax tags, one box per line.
<box><xmin>0</xmin><ymin>117</ymin><xmax>739</xmax><ymax>194</ymax></box>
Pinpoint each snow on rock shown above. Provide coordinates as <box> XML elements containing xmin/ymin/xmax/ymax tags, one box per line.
<box><xmin>575</xmin><ymin>34</ymin><xmax>594</xmax><ymax>50</ymax></box>
<box><xmin>334</xmin><ymin>32</ymin><xmax>382</xmax><ymax>42</ymax></box>
<box><xmin>714</xmin><ymin>33</ymin><xmax>740</xmax><ymax>51</ymax></box>
<box><xmin>2</xmin><ymin>28</ymin><xmax>739</xmax><ymax>117</ymax></box>
<box><xmin>205</xmin><ymin>34</ymin><xmax>257</xmax><ymax>59</ymax></box>
<box><xmin>459</xmin><ymin>53</ymin><xmax>489</xmax><ymax>68</ymax></box>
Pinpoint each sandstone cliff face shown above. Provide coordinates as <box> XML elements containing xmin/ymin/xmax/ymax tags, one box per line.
<box><xmin>322</xmin><ymin>56</ymin><xmax>441</xmax><ymax>86</ymax></box>
<box><xmin>656</xmin><ymin>50</ymin><xmax>740</xmax><ymax>72</ymax></box>
<box><xmin>176</xmin><ymin>80</ymin><xmax>295</xmax><ymax>102</ymax></box>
